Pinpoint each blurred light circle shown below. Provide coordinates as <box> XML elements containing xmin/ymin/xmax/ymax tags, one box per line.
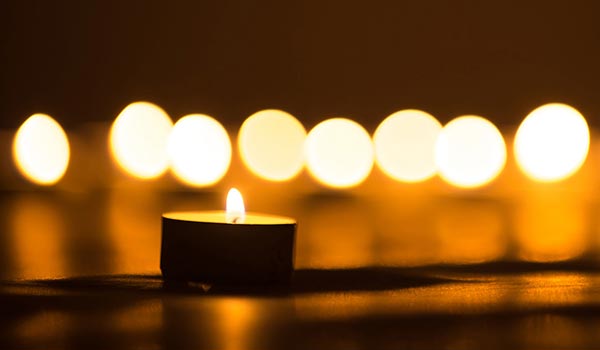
<box><xmin>373</xmin><ymin>109</ymin><xmax>442</xmax><ymax>182</ymax></box>
<box><xmin>109</xmin><ymin>102</ymin><xmax>173</xmax><ymax>179</ymax></box>
<box><xmin>168</xmin><ymin>114</ymin><xmax>231</xmax><ymax>186</ymax></box>
<box><xmin>13</xmin><ymin>114</ymin><xmax>70</xmax><ymax>185</ymax></box>
<box><xmin>514</xmin><ymin>103</ymin><xmax>590</xmax><ymax>182</ymax></box>
<box><xmin>305</xmin><ymin>118</ymin><xmax>374</xmax><ymax>188</ymax></box>
<box><xmin>435</xmin><ymin>115</ymin><xmax>506</xmax><ymax>188</ymax></box>
<box><xmin>238</xmin><ymin>109</ymin><xmax>306</xmax><ymax>181</ymax></box>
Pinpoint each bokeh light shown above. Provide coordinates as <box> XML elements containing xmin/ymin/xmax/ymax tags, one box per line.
<box><xmin>435</xmin><ymin>116</ymin><xmax>506</xmax><ymax>188</ymax></box>
<box><xmin>238</xmin><ymin>109</ymin><xmax>306</xmax><ymax>181</ymax></box>
<box><xmin>305</xmin><ymin>118</ymin><xmax>374</xmax><ymax>189</ymax></box>
<box><xmin>168</xmin><ymin>114</ymin><xmax>231</xmax><ymax>186</ymax></box>
<box><xmin>13</xmin><ymin>114</ymin><xmax>70</xmax><ymax>185</ymax></box>
<box><xmin>514</xmin><ymin>103</ymin><xmax>590</xmax><ymax>182</ymax></box>
<box><xmin>373</xmin><ymin>109</ymin><xmax>442</xmax><ymax>182</ymax></box>
<box><xmin>109</xmin><ymin>102</ymin><xmax>173</xmax><ymax>179</ymax></box>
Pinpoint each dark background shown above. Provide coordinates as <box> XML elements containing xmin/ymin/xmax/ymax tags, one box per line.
<box><xmin>1</xmin><ymin>0</ymin><xmax>599</xmax><ymax>131</ymax></box>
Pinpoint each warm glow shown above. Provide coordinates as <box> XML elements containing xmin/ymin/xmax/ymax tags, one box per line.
<box><xmin>168</xmin><ymin>114</ymin><xmax>232</xmax><ymax>187</ymax></box>
<box><xmin>515</xmin><ymin>198</ymin><xmax>587</xmax><ymax>262</ymax></box>
<box><xmin>11</xmin><ymin>195</ymin><xmax>67</xmax><ymax>277</ymax></box>
<box><xmin>13</xmin><ymin>114</ymin><xmax>70</xmax><ymax>185</ymax></box>
<box><xmin>434</xmin><ymin>200</ymin><xmax>506</xmax><ymax>263</ymax></box>
<box><xmin>216</xmin><ymin>298</ymin><xmax>255</xmax><ymax>350</ymax></box>
<box><xmin>514</xmin><ymin>103</ymin><xmax>590</xmax><ymax>182</ymax></box>
<box><xmin>226</xmin><ymin>188</ymin><xmax>245</xmax><ymax>224</ymax></box>
<box><xmin>238</xmin><ymin>109</ymin><xmax>306</xmax><ymax>181</ymax></box>
<box><xmin>300</xmin><ymin>200</ymin><xmax>374</xmax><ymax>268</ymax></box>
<box><xmin>435</xmin><ymin>116</ymin><xmax>506</xmax><ymax>188</ymax></box>
<box><xmin>108</xmin><ymin>190</ymin><xmax>162</xmax><ymax>273</ymax></box>
<box><xmin>373</xmin><ymin>109</ymin><xmax>442</xmax><ymax>182</ymax></box>
<box><xmin>109</xmin><ymin>102</ymin><xmax>173</xmax><ymax>179</ymax></box>
<box><xmin>305</xmin><ymin>118</ymin><xmax>374</xmax><ymax>188</ymax></box>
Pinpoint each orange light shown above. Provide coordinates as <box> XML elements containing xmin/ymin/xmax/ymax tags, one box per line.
<box><xmin>13</xmin><ymin>114</ymin><xmax>70</xmax><ymax>185</ymax></box>
<box><xmin>216</xmin><ymin>298</ymin><xmax>256</xmax><ymax>350</ymax></box>
<box><xmin>305</xmin><ymin>118</ymin><xmax>374</xmax><ymax>189</ymax></box>
<box><xmin>238</xmin><ymin>109</ymin><xmax>306</xmax><ymax>181</ymax></box>
<box><xmin>226</xmin><ymin>188</ymin><xmax>245</xmax><ymax>224</ymax></box>
<box><xmin>109</xmin><ymin>102</ymin><xmax>173</xmax><ymax>179</ymax></box>
<box><xmin>373</xmin><ymin>109</ymin><xmax>442</xmax><ymax>183</ymax></box>
<box><xmin>168</xmin><ymin>114</ymin><xmax>232</xmax><ymax>187</ymax></box>
<box><xmin>435</xmin><ymin>115</ymin><xmax>506</xmax><ymax>188</ymax></box>
<box><xmin>515</xmin><ymin>198</ymin><xmax>587</xmax><ymax>262</ymax></box>
<box><xmin>11</xmin><ymin>196</ymin><xmax>67</xmax><ymax>278</ymax></box>
<box><xmin>514</xmin><ymin>103</ymin><xmax>590</xmax><ymax>182</ymax></box>
<box><xmin>434</xmin><ymin>200</ymin><xmax>506</xmax><ymax>263</ymax></box>
<box><xmin>300</xmin><ymin>200</ymin><xmax>373</xmax><ymax>268</ymax></box>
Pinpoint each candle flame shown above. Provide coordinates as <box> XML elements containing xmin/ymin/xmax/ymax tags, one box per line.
<box><xmin>226</xmin><ymin>188</ymin><xmax>245</xmax><ymax>224</ymax></box>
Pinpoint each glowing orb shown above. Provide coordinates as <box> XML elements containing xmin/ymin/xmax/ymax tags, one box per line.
<box><xmin>373</xmin><ymin>109</ymin><xmax>442</xmax><ymax>182</ymax></box>
<box><xmin>305</xmin><ymin>118</ymin><xmax>374</xmax><ymax>188</ymax></box>
<box><xmin>238</xmin><ymin>109</ymin><xmax>306</xmax><ymax>181</ymax></box>
<box><xmin>110</xmin><ymin>102</ymin><xmax>173</xmax><ymax>179</ymax></box>
<box><xmin>514</xmin><ymin>103</ymin><xmax>589</xmax><ymax>182</ymax></box>
<box><xmin>13</xmin><ymin>114</ymin><xmax>70</xmax><ymax>185</ymax></box>
<box><xmin>168</xmin><ymin>114</ymin><xmax>231</xmax><ymax>186</ymax></box>
<box><xmin>435</xmin><ymin>116</ymin><xmax>506</xmax><ymax>188</ymax></box>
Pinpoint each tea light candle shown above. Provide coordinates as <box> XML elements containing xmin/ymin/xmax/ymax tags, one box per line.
<box><xmin>161</xmin><ymin>188</ymin><xmax>296</xmax><ymax>285</ymax></box>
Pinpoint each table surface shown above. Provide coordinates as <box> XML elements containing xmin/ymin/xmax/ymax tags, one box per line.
<box><xmin>1</xmin><ymin>189</ymin><xmax>599</xmax><ymax>349</ymax></box>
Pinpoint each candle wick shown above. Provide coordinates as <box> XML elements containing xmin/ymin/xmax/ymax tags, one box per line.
<box><xmin>232</xmin><ymin>217</ymin><xmax>239</xmax><ymax>224</ymax></box>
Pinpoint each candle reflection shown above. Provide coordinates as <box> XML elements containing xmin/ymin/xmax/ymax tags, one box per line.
<box><xmin>508</xmin><ymin>273</ymin><xmax>597</xmax><ymax>347</ymax></box>
<box><xmin>514</xmin><ymin>197</ymin><xmax>589</xmax><ymax>262</ymax></box>
<box><xmin>216</xmin><ymin>298</ymin><xmax>256</xmax><ymax>350</ymax></box>
<box><xmin>162</xmin><ymin>296</ymin><xmax>292</xmax><ymax>350</ymax></box>
<box><xmin>298</xmin><ymin>196</ymin><xmax>374</xmax><ymax>268</ymax></box>
<box><xmin>107</xmin><ymin>190</ymin><xmax>162</xmax><ymax>273</ymax></box>
<box><xmin>14</xmin><ymin>311</ymin><xmax>71</xmax><ymax>348</ymax></box>
<box><xmin>2</xmin><ymin>181</ymin><xmax>599</xmax><ymax>281</ymax></box>
<box><xmin>515</xmin><ymin>315</ymin><xmax>588</xmax><ymax>349</ymax></box>
<box><xmin>10</xmin><ymin>194</ymin><xmax>68</xmax><ymax>278</ymax></box>
<box><xmin>434</xmin><ymin>197</ymin><xmax>507</xmax><ymax>264</ymax></box>
<box><xmin>111</xmin><ymin>300</ymin><xmax>162</xmax><ymax>342</ymax></box>
<box><xmin>373</xmin><ymin>194</ymin><xmax>439</xmax><ymax>266</ymax></box>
